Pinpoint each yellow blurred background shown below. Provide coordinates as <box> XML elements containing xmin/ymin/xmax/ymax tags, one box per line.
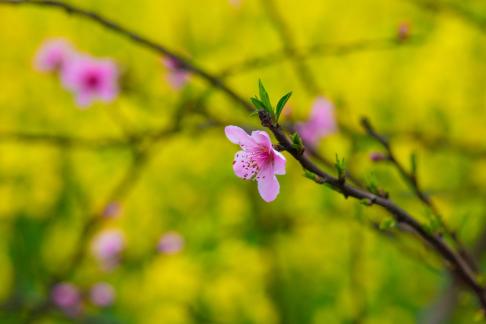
<box><xmin>0</xmin><ymin>0</ymin><xmax>485</xmax><ymax>323</ymax></box>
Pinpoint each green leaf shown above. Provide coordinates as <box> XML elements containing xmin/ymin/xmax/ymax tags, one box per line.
<box><xmin>275</xmin><ymin>91</ymin><xmax>292</xmax><ymax>122</ymax></box>
<box><xmin>360</xmin><ymin>198</ymin><xmax>372</xmax><ymax>206</ymax></box>
<box><xmin>290</xmin><ymin>132</ymin><xmax>304</xmax><ymax>151</ymax></box>
<box><xmin>334</xmin><ymin>154</ymin><xmax>346</xmax><ymax>179</ymax></box>
<box><xmin>304</xmin><ymin>170</ymin><xmax>317</xmax><ymax>181</ymax></box>
<box><xmin>379</xmin><ymin>218</ymin><xmax>396</xmax><ymax>230</ymax></box>
<box><xmin>250</xmin><ymin>97</ymin><xmax>266</xmax><ymax>111</ymax></box>
<box><xmin>366</xmin><ymin>173</ymin><xmax>379</xmax><ymax>195</ymax></box>
<box><xmin>258</xmin><ymin>79</ymin><xmax>272</xmax><ymax>112</ymax></box>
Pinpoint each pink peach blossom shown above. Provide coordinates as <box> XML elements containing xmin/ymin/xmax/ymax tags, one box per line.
<box><xmin>229</xmin><ymin>0</ymin><xmax>242</xmax><ymax>7</ymax></box>
<box><xmin>398</xmin><ymin>22</ymin><xmax>411</xmax><ymax>42</ymax></box>
<box><xmin>296</xmin><ymin>97</ymin><xmax>337</xmax><ymax>146</ymax></box>
<box><xmin>370</xmin><ymin>152</ymin><xmax>387</xmax><ymax>162</ymax></box>
<box><xmin>90</xmin><ymin>282</ymin><xmax>115</xmax><ymax>307</ymax></box>
<box><xmin>62</xmin><ymin>55</ymin><xmax>119</xmax><ymax>108</ymax></box>
<box><xmin>91</xmin><ymin>229</ymin><xmax>125</xmax><ymax>271</ymax></box>
<box><xmin>163</xmin><ymin>56</ymin><xmax>190</xmax><ymax>90</ymax></box>
<box><xmin>157</xmin><ymin>232</ymin><xmax>184</xmax><ymax>255</ymax></box>
<box><xmin>51</xmin><ymin>282</ymin><xmax>80</xmax><ymax>311</ymax></box>
<box><xmin>225</xmin><ymin>126</ymin><xmax>286</xmax><ymax>202</ymax></box>
<box><xmin>34</xmin><ymin>39</ymin><xmax>75</xmax><ymax>73</ymax></box>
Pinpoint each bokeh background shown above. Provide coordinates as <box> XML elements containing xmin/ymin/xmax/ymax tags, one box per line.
<box><xmin>0</xmin><ymin>0</ymin><xmax>486</xmax><ymax>323</ymax></box>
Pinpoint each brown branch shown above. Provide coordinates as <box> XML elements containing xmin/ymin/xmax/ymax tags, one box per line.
<box><xmin>360</xmin><ymin>117</ymin><xmax>478</xmax><ymax>272</ymax></box>
<box><xmin>0</xmin><ymin>132</ymin><xmax>132</xmax><ymax>149</ymax></box>
<box><xmin>219</xmin><ymin>36</ymin><xmax>421</xmax><ymax>78</ymax></box>
<box><xmin>258</xmin><ymin>111</ymin><xmax>486</xmax><ymax>311</ymax></box>
<box><xmin>0</xmin><ymin>0</ymin><xmax>254</xmax><ymax>113</ymax></box>
<box><xmin>403</xmin><ymin>0</ymin><xmax>486</xmax><ymax>33</ymax></box>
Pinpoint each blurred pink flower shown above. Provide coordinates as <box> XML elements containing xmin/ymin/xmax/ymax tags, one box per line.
<box><xmin>163</xmin><ymin>56</ymin><xmax>189</xmax><ymax>90</ymax></box>
<box><xmin>90</xmin><ymin>282</ymin><xmax>115</xmax><ymax>307</ymax></box>
<box><xmin>225</xmin><ymin>126</ymin><xmax>286</xmax><ymax>202</ymax></box>
<box><xmin>62</xmin><ymin>55</ymin><xmax>119</xmax><ymax>108</ymax></box>
<box><xmin>34</xmin><ymin>39</ymin><xmax>75</xmax><ymax>73</ymax></box>
<box><xmin>370</xmin><ymin>152</ymin><xmax>387</xmax><ymax>162</ymax></box>
<box><xmin>229</xmin><ymin>0</ymin><xmax>242</xmax><ymax>7</ymax></box>
<box><xmin>91</xmin><ymin>229</ymin><xmax>125</xmax><ymax>270</ymax></box>
<box><xmin>398</xmin><ymin>22</ymin><xmax>411</xmax><ymax>42</ymax></box>
<box><xmin>157</xmin><ymin>232</ymin><xmax>184</xmax><ymax>255</ymax></box>
<box><xmin>296</xmin><ymin>97</ymin><xmax>337</xmax><ymax>146</ymax></box>
<box><xmin>51</xmin><ymin>283</ymin><xmax>80</xmax><ymax>310</ymax></box>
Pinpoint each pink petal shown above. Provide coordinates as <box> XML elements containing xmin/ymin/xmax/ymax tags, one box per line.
<box><xmin>225</xmin><ymin>126</ymin><xmax>256</xmax><ymax>150</ymax></box>
<box><xmin>167</xmin><ymin>71</ymin><xmax>189</xmax><ymax>90</ymax></box>
<box><xmin>233</xmin><ymin>150</ymin><xmax>259</xmax><ymax>180</ymax></box>
<box><xmin>297</xmin><ymin>97</ymin><xmax>337</xmax><ymax>145</ymax></box>
<box><xmin>257</xmin><ymin>166</ymin><xmax>280</xmax><ymax>202</ymax></box>
<box><xmin>34</xmin><ymin>39</ymin><xmax>75</xmax><ymax>73</ymax></box>
<box><xmin>100</xmin><ymin>85</ymin><xmax>118</xmax><ymax>102</ymax></box>
<box><xmin>310</xmin><ymin>97</ymin><xmax>336</xmax><ymax>135</ymax></box>
<box><xmin>75</xmin><ymin>92</ymin><xmax>93</xmax><ymax>108</ymax></box>
<box><xmin>251</xmin><ymin>130</ymin><xmax>272</xmax><ymax>149</ymax></box>
<box><xmin>273</xmin><ymin>151</ymin><xmax>286</xmax><ymax>175</ymax></box>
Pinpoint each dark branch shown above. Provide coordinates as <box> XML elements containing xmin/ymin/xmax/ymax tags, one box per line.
<box><xmin>259</xmin><ymin>112</ymin><xmax>486</xmax><ymax>311</ymax></box>
<box><xmin>360</xmin><ymin>117</ymin><xmax>477</xmax><ymax>272</ymax></box>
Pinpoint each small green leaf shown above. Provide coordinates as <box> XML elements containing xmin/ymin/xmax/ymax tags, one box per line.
<box><xmin>258</xmin><ymin>79</ymin><xmax>272</xmax><ymax>112</ymax></box>
<box><xmin>360</xmin><ymin>198</ymin><xmax>372</xmax><ymax>206</ymax></box>
<box><xmin>366</xmin><ymin>173</ymin><xmax>379</xmax><ymax>195</ymax></box>
<box><xmin>334</xmin><ymin>154</ymin><xmax>346</xmax><ymax>180</ymax></box>
<box><xmin>275</xmin><ymin>91</ymin><xmax>292</xmax><ymax>122</ymax></box>
<box><xmin>303</xmin><ymin>170</ymin><xmax>325</xmax><ymax>184</ymax></box>
<box><xmin>304</xmin><ymin>170</ymin><xmax>317</xmax><ymax>181</ymax></box>
<box><xmin>379</xmin><ymin>218</ymin><xmax>396</xmax><ymax>230</ymax></box>
<box><xmin>250</xmin><ymin>97</ymin><xmax>266</xmax><ymax>111</ymax></box>
<box><xmin>290</xmin><ymin>132</ymin><xmax>304</xmax><ymax>151</ymax></box>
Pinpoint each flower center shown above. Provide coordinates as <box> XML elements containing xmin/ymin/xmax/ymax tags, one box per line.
<box><xmin>235</xmin><ymin>146</ymin><xmax>273</xmax><ymax>180</ymax></box>
<box><xmin>84</xmin><ymin>72</ymin><xmax>101</xmax><ymax>90</ymax></box>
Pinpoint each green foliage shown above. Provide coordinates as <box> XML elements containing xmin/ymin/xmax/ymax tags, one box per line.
<box><xmin>275</xmin><ymin>91</ymin><xmax>292</xmax><ymax>122</ymax></box>
<box><xmin>251</xmin><ymin>80</ymin><xmax>292</xmax><ymax>124</ymax></box>
<box><xmin>366</xmin><ymin>173</ymin><xmax>380</xmax><ymax>196</ymax></box>
<box><xmin>258</xmin><ymin>79</ymin><xmax>272</xmax><ymax>112</ymax></box>
<box><xmin>334</xmin><ymin>154</ymin><xmax>346</xmax><ymax>180</ymax></box>
<box><xmin>290</xmin><ymin>132</ymin><xmax>304</xmax><ymax>151</ymax></box>
<box><xmin>379</xmin><ymin>218</ymin><xmax>397</xmax><ymax>230</ymax></box>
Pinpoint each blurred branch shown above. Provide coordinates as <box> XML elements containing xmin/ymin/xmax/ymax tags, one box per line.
<box><xmin>360</xmin><ymin>117</ymin><xmax>478</xmax><ymax>272</ymax></box>
<box><xmin>423</xmin><ymin>219</ymin><xmax>486</xmax><ymax>323</ymax></box>
<box><xmin>404</xmin><ymin>0</ymin><xmax>486</xmax><ymax>33</ymax></box>
<box><xmin>8</xmin><ymin>93</ymin><xmax>216</xmax><ymax>320</ymax></box>
<box><xmin>260</xmin><ymin>0</ymin><xmax>321</xmax><ymax>95</ymax></box>
<box><xmin>0</xmin><ymin>0</ymin><xmax>254</xmax><ymax>113</ymax></box>
<box><xmin>219</xmin><ymin>36</ymin><xmax>421</xmax><ymax>78</ymax></box>
<box><xmin>403</xmin><ymin>130</ymin><xmax>486</xmax><ymax>159</ymax></box>
<box><xmin>257</xmin><ymin>111</ymin><xmax>486</xmax><ymax>311</ymax></box>
<box><xmin>0</xmin><ymin>132</ymin><xmax>132</xmax><ymax>149</ymax></box>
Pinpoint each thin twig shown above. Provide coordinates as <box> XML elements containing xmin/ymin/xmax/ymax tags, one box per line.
<box><xmin>360</xmin><ymin>117</ymin><xmax>477</xmax><ymax>272</ymax></box>
<box><xmin>259</xmin><ymin>112</ymin><xmax>486</xmax><ymax>311</ymax></box>
<box><xmin>403</xmin><ymin>0</ymin><xmax>486</xmax><ymax>33</ymax></box>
